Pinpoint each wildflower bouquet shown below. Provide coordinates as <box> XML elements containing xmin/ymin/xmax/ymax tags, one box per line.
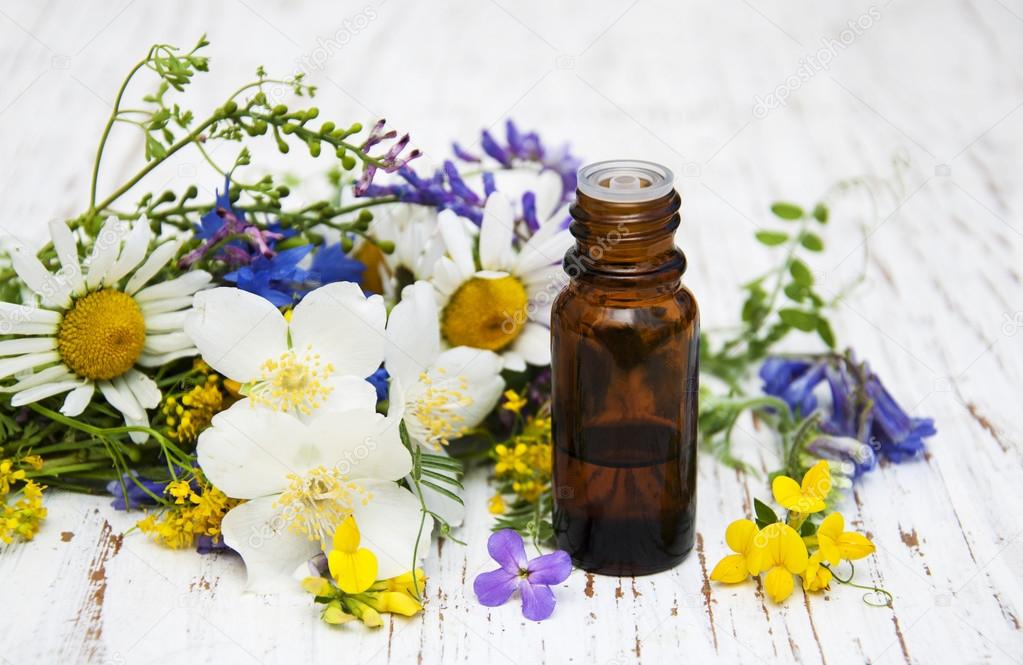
<box><xmin>0</xmin><ymin>36</ymin><xmax>935</xmax><ymax>626</ymax></box>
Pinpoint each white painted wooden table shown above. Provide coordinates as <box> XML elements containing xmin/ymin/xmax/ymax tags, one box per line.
<box><xmin>1</xmin><ymin>1</ymin><xmax>1022</xmax><ymax>663</ymax></box>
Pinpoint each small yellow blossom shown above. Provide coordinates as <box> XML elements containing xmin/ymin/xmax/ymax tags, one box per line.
<box><xmin>816</xmin><ymin>512</ymin><xmax>875</xmax><ymax>566</ymax></box>
<box><xmin>501</xmin><ymin>389</ymin><xmax>528</xmax><ymax>414</ymax></box>
<box><xmin>802</xmin><ymin>551</ymin><xmax>833</xmax><ymax>592</ymax></box>
<box><xmin>21</xmin><ymin>456</ymin><xmax>43</xmax><ymax>471</ymax></box>
<box><xmin>0</xmin><ymin>459</ymin><xmax>27</xmax><ymax>495</ymax></box>
<box><xmin>137</xmin><ymin>474</ymin><xmax>239</xmax><ymax>550</ymax></box>
<box><xmin>710</xmin><ymin>519</ymin><xmax>759</xmax><ymax>584</ymax></box>
<box><xmin>162</xmin><ymin>373</ymin><xmax>229</xmax><ymax>444</ymax></box>
<box><xmin>488</xmin><ymin>494</ymin><xmax>507</xmax><ymax>515</ymax></box>
<box><xmin>0</xmin><ymin>481</ymin><xmax>47</xmax><ymax>544</ymax></box>
<box><xmin>772</xmin><ymin>460</ymin><xmax>832</xmax><ymax>514</ymax></box>
<box><xmin>746</xmin><ymin>522</ymin><xmax>809</xmax><ymax>603</ymax></box>
<box><xmin>327</xmin><ymin>517</ymin><xmax>378</xmax><ymax>594</ymax></box>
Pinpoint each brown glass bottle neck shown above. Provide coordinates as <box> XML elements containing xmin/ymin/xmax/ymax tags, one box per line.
<box><xmin>565</xmin><ymin>190</ymin><xmax>686</xmax><ymax>284</ymax></box>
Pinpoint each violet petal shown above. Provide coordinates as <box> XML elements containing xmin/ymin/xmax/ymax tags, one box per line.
<box><xmin>473</xmin><ymin>568</ymin><xmax>519</xmax><ymax>607</ymax></box>
<box><xmin>526</xmin><ymin>551</ymin><xmax>572</xmax><ymax>585</ymax></box>
<box><xmin>520</xmin><ymin>581</ymin><xmax>557</xmax><ymax>621</ymax></box>
<box><xmin>487</xmin><ymin>529</ymin><xmax>528</xmax><ymax>573</ymax></box>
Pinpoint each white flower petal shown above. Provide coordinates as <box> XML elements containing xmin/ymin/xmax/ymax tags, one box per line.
<box><xmin>385</xmin><ymin>281</ymin><xmax>440</xmax><ymax>387</ymax></box>
<box><xmin>10</xmin><ymin>380</ymin><xmax>81</xmax><ymax>406</ymax></box>
<box><xmin>0</xmin><ymin>336</ymin><xmax>55</xmax><ymax>357</ymax></box>
<box><xmin>318</xmin><ymin>375</ymin><xmax>379</xmax><ymax>415</ymax></box>
<box><xmin>429</xmin><ymin>346</ymin><xmax>504</xmax><ymax>430</ymax></box>
<box><xmin>143</xmin><ymin>331</ymin><xmax>193</xmax><ymax>354</ymax></box>
<box><xmin>98</xmin><ymin>379</ymin><xmax>145</xmax><ymax>421</ymax></box>
<box><xmin>511</xmin><ymin>322</ymin><xmax>551</xmax><ymax>366</ymax></box>
<box><xmin>501</xmin><ymin>351</ymin><xmax>526</xmax><ymax>373</ymax></box>
<box><xmin>61</xmin><ymin>383</ymin><xmax>95</xmax><ymax>416</ymax></box>
<box><xmin>144</xmin><ymin>311</ymin><xmax>188</xmax><ymax>334</ymax></box>
<box><xmin>123</xmin><ymin>409</ymin><xmax>151</xmax><ymax>444</ymax></box>
<box><xmin>407</xmin><ymin>467</ymin><xmax>465</xmax><ymax>529</ymax></box>
<box><xmin>2</xmin><ymin>364</ymin><xmax>72</xmax><ymax>393</ymax></box>
<box><xmin>516</xmin><ymin>228</ymin><xmax>574</xmax><ymax>275</ymax></box>
<box><xmin>533</xmin><ymin>170</ymin><xmax>565</xmax><ymax>222</ymax></box>
<box><xmin>479</xmin><ymin>193</ymin><xmax>515</xmax><ymax>272</ymax></box>
<box><xmin>139</xmin><ymin>296</ymin><xmax>197</xmax><ymax>316</ymax></box>
<box><xmin>184</xmin><ymin>287</ymin><xmax>288</xmax><ymax>382</ymax></box>
<box><xmin>430</xmin><ymin>256</ymin><xmax>464</xmax><ymax>297</ymax></box>
<box><xmin>522</xmin><ymin>264</ymin><xmax>566</xmax><ymax>291</ymax></box>
<box><xmin>305</xmin><ymin>410</ymin><xmax>411</xmax><ymax>482</ymax></box>
<box><xmin>5</xmin><ymin>240</ymin><xmax>69</xmax><ymax>308</ymax></box>
<box><xmin>105</xmin><ymin>220</ymin><xmax>152</xmax><ymax>285</ymax></box>
<box><xmin>48</xmin><ymin>220</ymin><xmax>85</xmax><ymax>296</ymax></box>
<box><xmin>86</xmin><ymin>217</ymin><xmax>127</xmax><ymax>290</ymax></box>
<box><xmin>220</xmin><ymin>496</ymin><xmax>321</xmax><ymax>594</ymax></box>
<box><xmin>438</xmin><ymin>210</ymin><xmax>476</xmax><ymax>278</ymax></box>
<box><xmin>352</xmin><ymin>482</ymin><xmax>432</xmax><ymax>579</ymax></box>
<box><xmin>134</xmin><ymin>270</ymin><xmax>212</xmax><ymax>302</ymax></box>
<box><xmin>136</xmin><ymin>348</ymin><xmax>197</xmax><ymax>367</ymax></box>
<box><xmin>197</xmin><ymin>405</ymin><xmax>306</xmax><ymax>499</ymax></box>
<box><xmin>0</xmin><ymin>302</ymin><xmax>61</xmax><ymax>326</ymax></box>
<box><xmin>289</xmin><ymin>282</ymin><xmax>386</xmax><ymax>378</ymax></box>
<box><xmin>124</xmin><ymin>369</ymin><xmax>161</xmax><ymax>410</ymax></box>
<box><xmin>0</xmin><ymin>351</ymin><xmax>60</xmax><ymax>380</ymax></box>
<box><xmin>124</xmin><ymin>238</ymin><xmax>183</xmax><ymax>295</ymax></box>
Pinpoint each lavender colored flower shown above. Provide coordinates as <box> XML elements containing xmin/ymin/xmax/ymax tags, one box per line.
<box><xmin>354</xmin><ymin>119</ymin><xmax>421</xmax><ymax>196</ymax></box>
<box><xmin>473</xmin><ymin>529</ymin><xmax>572</xmax><ymax>621</ymax></box>
<box><xmin>863</xmin><ymin>371</ymin><xmax>935</xmax><ymax>463</ymax></box>
<box><xmin>106</xmin><ymin>473</ymin><xmax>167</xmax><ymax>511</ymax></box>
<box><xmin>758</xmin><ymin>357</ymin><xmax>826</xmax><ymax>416</ymax></box>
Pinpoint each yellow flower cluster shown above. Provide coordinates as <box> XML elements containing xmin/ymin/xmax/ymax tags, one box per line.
<box><xmin>302</xmin><ymin>517</ymin><xmax>425</xmax><ymax>627</ymax></box>
<box><xmin>710</xmin><ymin>461</ymin><xmax>876</xmax><ymax>603</ymax></box>
<box><xmin>161</xmin><ymin>361</ymin><xmax>231</xmax><ymax>444</ymax></box>
<box><xmin>137</xmin><ymin>473</ymin><xmax>240</xmax><ymax>550</ymax></box>
<box><xmin>0</xmin><ymin>456</ymin><xmax>46</xmax><ymax>543</ymax></box>
<box><xmin>489</xmin><ymin>413</ymin><xmax>552</xmax><ymax>511</ymax></box>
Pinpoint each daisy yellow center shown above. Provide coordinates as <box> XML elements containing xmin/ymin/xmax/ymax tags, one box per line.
<box><xmin>56</xmin><ymin>288</ymin><xmax>146</xmax><ymax>380</ymax></box>
<box><xmin>440</xmin><ymin>276</ymin><xmax>528</xmax><ymax>351</ymax></box>
<box><xmin>275</xmin><ymin>465</ymin><xmax>371</xmax><ymax>548</ymax></box>
<box><xmin>248</xmin><ymin>346</ymin><xmax>335</xmax><ymax>414</ymax></box>
<box><xmin>410</xmin><ymin>368</ymin><xmax>473</xmax><ymax>450</ymax></box>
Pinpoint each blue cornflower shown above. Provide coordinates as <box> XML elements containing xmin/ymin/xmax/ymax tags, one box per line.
<box><xmin>224</xmin><ymin>245</ymin><xmax>314</xmax><ymax>307</ymax></box>
<box><xmin>309</xmin><ymin>241</ymin><xmax>366</xmax><ymax>287</ymax></box>
<box><xmin>365</xmin><ymin>366</ymin><xmax>390</xmax><ymax>403</ymax></box>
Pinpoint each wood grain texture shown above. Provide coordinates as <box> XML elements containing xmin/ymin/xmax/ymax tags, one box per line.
<box><xmin>1</xmin><ymin>1</ymin><xmax>1021</xmax><ymax>663</ymax></box>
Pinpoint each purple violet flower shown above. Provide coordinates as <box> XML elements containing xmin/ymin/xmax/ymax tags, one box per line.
<box><xmin>473</xmin><ymin>529</ymin><xmax>572</xmax><ymax>621</ymax></box>
<box><xmin>105</xmin><ymin>473</ymin><xmax>168</xmax><ymax>511</ymax></box>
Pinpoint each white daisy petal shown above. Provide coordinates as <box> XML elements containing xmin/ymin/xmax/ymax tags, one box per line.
<box><xmin>5</xmin><ymin>240</ymin><xmax>70</xmax><ymax>308</ymax></box>
<box><xmin>124</xmin><ymin>369</ymin><xmax>161</xmax><ymax>410</ymax></box>
<box><xmin>511</xmin><ymin>322</ymin><xmax>551</xmax><ymax>366</ymax></box>
<box><xmin>351</xmin><ymin>482</ymin><xmax>432</xmax><ymax>579</ymax></box>
<box><xmin>143</xmin><ymin>332</ymin><xmax>193</xmax><ymax>354</ymax></box>
<box><xmin>220</xmin><ymin>496</ymin><xmax>321</xmax><ymax>594</ymax></box>
<box><xmin>0</xmin><ymin>302</ymin><xmax>61</xmax><ymax>326</ymax></box>
<box><xmin>290</xmin><ymin>282</ymin><xmax>386</xmax><ymax>378</ymax></box>
<box><xmin>0</xmin><ymin>336</ymin><xmax>56</xmax><ymax>357</ymax></box>
<box><xmin>139</xmin><ymin>296</ymin><xmax>198</xmax><ymax>316</ymax></box>
<box><xmin>124</xmin><ymin>237</ymin><xmax>184</xmax><ymax>295</ymax></box>
<box><xmin>123</xmin><ymin>409</ymin><xmax>151</xmax><ymax>444</ymax></box>
<box><xmin>98</xmin><ymin>379</ymin><xmax>145</xmax><ymax>421</ymax></box>
<box><xmin>86</xmin><ymin>217</ymin><xmax>126</xmax><ymax>290</ymax></box>
<box><xmin>184</xmin><ymin>287</ymin><xmax>288</xmax><ymax>382</ymax></box>
<box><xmin>48</xmin><ymin>220</ymin><xmax>85</xmax><ymax>296</ymax></box>
<box><xmin>0</xmin><ymin>351</ymin><xmax>60</xmax><ymax>380</ymax></box>
<box><xmin>533</xmin><ymin>170</ymin><xmax>565</xmax><ymax>222</ymax></box>
<box><xmin>105</xmin><ymin>220</ymin><xmax>152</xmax><ymax>285</ymax></box>
<box><xmin>11</xmin><ymin>380</ymin><xmax>82</xmax><ymax>407</ymax></box>
<box><xmin>61</xmin><ymin>383</ymin><xmax>95</xmax><ymax>417</ymax></box>
<box><xmin>385</xmin><ymin>281</ymin><xmax>441</xmax><ymax>387</ymax></box>
<box><xmin>137</xmin><ymin>348</ymin><xmax>198</xmax><ymax>367</ymax></box>
<box><xmin>2</xmin><ymin>364</ymin><xmax>72</xmax><ymax>393</ymax></box>
<box><xmin>143</xmin><ymin>311</ymin><xmax>189</xmax><ymax>333</ymax></box>
<box><xmin>516</xmin><ymin>228</ymin><xmax>574</xmax><ymax>275</ymax></box>
<box><xmin>479</xmin><ymin>193</ymin><xmax>515</xmax><ymax>272</ymax></box>
<box><xmin>134</xmin><ymin>270</ymin><xmax>212</xmax><ymax>302</ymax></box>
<box><xmin>438</xmin><ymin>210</ymin><xmax>476</xmax><ymax>277</ymax></box>
<box><xmin>318</xmin><ymin>375</ymin><xmax>379</xmax><ymax>415</ymax></box>
<box><xmin>430</xmin><ymin>256</ymin><xmax>464</xmax><ymax>297</ymax></box>
<box><xmin>501</xmin><ymin>351</ymin><xmax>526</xmax><ymax>373</ymax></box>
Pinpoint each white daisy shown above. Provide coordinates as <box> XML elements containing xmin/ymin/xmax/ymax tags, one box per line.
<box><xmin>369</xmin><ymin>204</ymin><xmax>445</xmax><ymax>300</ymax></box>
<box><xmin>431</xmin><ymin>191</ymin><xmax>574</xmax><ymax>371</ymax></box>
<box><xmin>0</xmin><ymin>218</ymin><xmax>210</xmax><ymax>442</ymax></box>
<box><xmin>197</xmin><ymin>386</ymin><xmax>429</xmax><ymax>593</ymax></box>
<box><xmin>184</xmin><ymin>281</ymin><xmax>386</xmax><ymax>418</ymax></box>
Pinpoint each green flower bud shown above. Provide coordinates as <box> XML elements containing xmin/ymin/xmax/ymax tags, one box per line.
<box><xmin>184</xmin><ymin>185</ymin><xmax>199</xmax><ymax>199</ymax></box>
<box><xmin>341</xmin><ymin>235</ymin><xmax>354</xmax><ymax>252</ymax></box>
<box><xmin>320</xmin><ymin>121</ymin><xmax>335</xmax><ymax>134</ymax></box>
<box><xmin>305</xmin><ymin>107</ymin><xmax>319</xmax><ymax>120</ymax></box>
<box><xmin>222</xmin><ymin>100</ymin><xmax>238</xmax><ymax>115</ymax></box>
<box><xmin>357</xmin><ymin>209</ymin><xmax>373</xmax><ymax>223</ymax></box>
<box><xmin>341</xmin><ymin>155</ymin><xmax>356</xmax><ymax>171</ymax></box>
<box><xmin>272</xmin><ymin>104</ymin><xmax>288</xmax><ymax>116</ymax></box>
<box><xmin>309</xmin><ymin>141</ymin><xmax>322</xmax><ymax>158</ymax></box>
<box><xmin>376</xmin><ymin>239</ymin><xmax>395</xmax><ymax>254</ymax></box>
<box><xmin>276</xmin><ymin>185</ymin><xmax>291</xmax><ymax>197</ymax></box>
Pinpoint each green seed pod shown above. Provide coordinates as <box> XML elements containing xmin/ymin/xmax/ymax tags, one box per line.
<box><xmin>184</xmin><ymin>185</ymin><xmax>199</xmax><ymax>199</ymax></box>
<box><xmin>159</xmin><ymin>190</ymin><xmax>176</xmax><ymax>203</ymax></box>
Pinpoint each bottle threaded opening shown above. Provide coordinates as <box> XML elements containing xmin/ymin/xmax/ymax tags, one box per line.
<box><xmin>577</xmin><ymin>160</ymin><xmax>675</xmax><ymax>203</ymax></box>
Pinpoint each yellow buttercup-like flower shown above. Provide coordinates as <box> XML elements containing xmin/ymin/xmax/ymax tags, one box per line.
<box><xmin>802</xmin><ymin>550</ymin><xmax>833</xmax><ymax>592</ymax></box>
<box><xmin>747</xmin><ymin>522</ymin><xmax>809</xmax><ymax>603</ymax></box>
<box><xmin>501</xmin><ymin>389</ymin><xmax>528</xmax><ymax>414</ymax></box>
<box><xmin>327</xmin><ymin>516</ymin><xmax>379</xmax><ymax>594</ymax></box>
<box><xmin>816</xmin><ymin>512</ymin><xmax>875</xmax><ymax>566</ymax></box>
<box><xmin>710</xmin><ymin>519</ymin><xmax>759</xmax><ymax>584</ymax></box>
<box><xmin>772</xmin><ymin>460</ymin><xmax>832</xmax><ymax>514</ymax></box>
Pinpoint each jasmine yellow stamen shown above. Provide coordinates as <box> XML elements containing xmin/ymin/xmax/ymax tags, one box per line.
<box><xmin>275</xmin><ymin>466</ymin><xmax>371</xmax><ymax>548</ymax></box>
<box><xmin>56</xmin><ymin>288</ymin><xmax>145</xmax><ymax>380</ymax></box>
<box><xmin>247</xmin><ymin>346</ymin><xmax>335</xmax><ymax>414</ymax></box>
<box><xmin>441</xmin><ymin>275</ymin><xmax>528</xmax><ymax>350</ymax></box>
<box><xmin>409</xmin><ymin>370</ymin><xmax>473</xmax><ymax>449</ymax></box>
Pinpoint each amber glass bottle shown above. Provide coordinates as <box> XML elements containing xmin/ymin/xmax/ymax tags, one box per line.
<box><xmin>550</xmin><ymin>160</ymin><xmax>699</xmax><ymax>576</ymax></box>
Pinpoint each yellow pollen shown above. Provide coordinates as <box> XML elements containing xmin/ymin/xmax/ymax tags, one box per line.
<box><xmin>275</xmin><ymin>466</ymin><xmax>371</xmax><ymax>548</ymax></box>
<box><xmin>248</xmin><ymin>346</ymin><xmax>335</xmax><ymax>414</ymax></box>
<box><xmin>56</xmin><ymin>288</ymin><xmax>146</xmax><ymax>380</ymax></box>
<box><xmin>441</xmin><ymin>275</ymin><xmax>528</xmax><ymax>351</ymax></box>
<box><xmin>409</xmin><ymin>371</ymin><xmax>473</xmax><ymax>450</ymax></box>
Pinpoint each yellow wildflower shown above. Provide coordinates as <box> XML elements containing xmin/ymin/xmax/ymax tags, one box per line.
<box><xmin>746</xmin><ymin>522</ymin><xmax>809</xmax><ymax>603</ymax></box>
<box><xmin>162</xmin><ymin>373</ymin><xmax>228</xmax><ymax>444</ymax></box>
<box><xmin>21</xmin><ymin>455</ymin><xmax>43</xmax><ymax>471</ymax></box>
<box><xmin>0</xmin><ymin>481</ymin><xmax>47</xmax><ymax>543</ymax></box>
<box><xmin>502</xmin><ymin>389</ymin><xmax>528</xmax><ymax>414</ymax></box>
<box><xmin>802</xmin><ymin>550</ymin><xmax>833</xmax><ymax>592</ymax></box>
<box><xmin>772</xmin><ymin>460</ymin><xmax>832</xmax><ymax>514</ymax></box>
<box><xmin>710</xmin><ymin>519</ymin><xmax>759</xmax><ymax>584</ymax></box>
<box><xmin>137</xmin><ymin>475</ymin><xmax>239</xmax><ymax>550</ymax></box>
<box><xmin>327</xmin><ymin>516</ymin><xmax>378</xmax><ymax>594</ymax></box>
<box><xmin>488</xmin><ymin>494</ymin><xmax>507</xmax><ymax>515</ymax></box>
<box><xmin>0</xmin><ymin>459</ymin><xmax>26</xmax><ymax>495</ymax></box>
<box><xmin>816</xmin><ymin>512</ymin><xmax>875</xmax><ymax>566</ymax></box>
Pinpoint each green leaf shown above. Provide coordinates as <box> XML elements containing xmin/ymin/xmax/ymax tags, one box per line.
<box><xmin>419</xmin><ymin>480</ymin><xmax>464</xmax><ymax>505</ymax></box>
<box><xmin>778</xmin><ymin>308</ymin><xmax>818</xmax><ymax>332</ymax></box>
<box><xmin>770</xmin><ymin>202</ymin><xmax>804</xmax><ymax>220</ymax></box>
<box><xmin>799</xmin><ymin>232</ymin><xmax>824</xmax><ymax>252</ymax></box>
<box><xmin>783</xmin><ymin>283</ymin><xmax>806</xmax><ymax>302</ymax></box>
<box><xmin>755</xmin><ymin>230</ymin><xmax>788</xmax><ymax>246</ymax></box>
<box><xmin>816</xmin><ymin>318</ymin><xmax>836</xmax><ymax>348</ymax></box>
<box><xmin>753</xmin><ymin>498</ymin><xmax>779</xmax><ymax>527</ymax></box>
<box><xmin>800</xmin><ymin>520</ymin><xmax>817</xmax><ymax>537</ymax></box>
<box><xmin>789</xmin><ymin>259</ymin><xmax>814</xmax><ymax>286</ymax></box>
<box><xmin>812</xmin><ymin>203</ymin><xmax>829</xmax><ymax>224</ymax></box>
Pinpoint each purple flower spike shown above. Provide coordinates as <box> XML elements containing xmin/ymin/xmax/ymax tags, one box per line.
<box><xmin>473</xmin><ymin>530</ymin><xmax>572</xmax><ymax>621</ymax></box>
